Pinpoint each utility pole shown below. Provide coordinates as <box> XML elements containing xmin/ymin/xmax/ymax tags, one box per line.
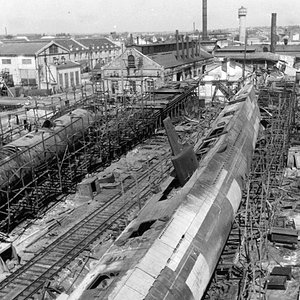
<box><xmin>44</xmin><ymin>53</ymin><xmax>49</xmax><ymax>94</ymax></box>
<box><xmin>243</xmin><ymin>29</ymin><xmax>247</xmax><ymax>82</ymax></box>
<box><xmin>89</xmin><ymin>45</ymin><xmax>94</xmax><ymax>71</ymax></box>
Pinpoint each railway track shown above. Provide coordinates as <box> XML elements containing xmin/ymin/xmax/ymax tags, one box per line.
<box><xmin>0</xmin><ymin>137</ymin><xmax>173</xmax><ymax>300</ymax></box>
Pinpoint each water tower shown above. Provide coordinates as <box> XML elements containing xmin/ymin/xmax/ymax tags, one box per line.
<box><xmin>238</xmin><ymin>6</ymin><xmax>247</xmax><ymax>43</ymax></box>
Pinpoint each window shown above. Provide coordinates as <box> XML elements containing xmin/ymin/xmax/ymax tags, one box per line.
<box><xmin>146</xmin><ymin>80</ymin><xmax>154</xmax><ymax>91</ymax></box>
<box><xmin>129</xmin><ymin>80</ymin><xmax>136</xmax><ymax>92</ymax></box>
<box><xmin>70</xmin><ymin>72</ymin><xmax>74</xmax><ymax>86</ymax></box>
<box><xmin>137</xmin><ymin>57</ymin><xmax>143</xmax><ymax>68</ymax></box>
<box><xmin>20</xmin><ymin>69</ymin><xmax>36</xmax><ymax>86</ymax></box>
<box><xmin>128</xmin><ymin>55</ymin><xmax>135</xmax><ymax>68</ymax></box>
<box><xmin>59</xmin><ymin>73</ymin><xmax>63</xmax><ymax>86</ymax></box>
<box><xmin>75</xmin><ymin>71</ymin><xmax>80</xmax><ymax>85</ymax></box>
<box><xmin>2</xmin><ymin>59</ymin><xmax>11</xmax><ymax>64</ymax></box>
<box><xmin>20</xmin><ymin>69</ymin><xmax>35</xmax><ymax>78</ymax></box>
<box><xmin>111</xmin><ymin>80</ymin><xmax>118</xmax><ymax>93</ymax></box>
<box><xmin>21</xmin><ymin>78</ymin><xmax>36</xmax><ymax>86</ymax></box>
<box><xmin>64</xmin><ymin>73</ymin><xmax>69</xmax><ymax>88</ymax></box>
<box><xmin>22</xmin><ymin>59</ymin><xmax>32</xmax><ymax>65</ymax></box>
<box><xmin>49</xmin><ymin>44</ymin><xmax>58</xmax><ymax>54</ymax></box>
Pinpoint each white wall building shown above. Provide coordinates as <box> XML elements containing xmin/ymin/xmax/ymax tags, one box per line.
<box><xmin>55</xmin><ymin>38</ymin><xmax>121</xmax><ymax>72</ymax></box>
<box><xmin>0</xmin><ymin>41</ymin><xmax>71</xmax><ymax>91</ymax></box>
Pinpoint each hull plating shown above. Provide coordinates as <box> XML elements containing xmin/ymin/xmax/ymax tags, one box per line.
<box><xmin>69</xmin><ymin>84</ymin><xmax>261</xmax><ymax>300</ymax></box>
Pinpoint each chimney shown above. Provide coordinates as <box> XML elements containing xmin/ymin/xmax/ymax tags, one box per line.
<box><xmin>176</xmin><ymin>30</ymin><xmax>180</xmax><ymax>59</ymax></box>
<box><xmin>191</xmin><ymin>40</ymin><xmax>195</xmax><ymax>58</ymax></box>
<box><xmin>137</xmin><ymin>36</ymin><xmax>139</xmax><ymax>45</ymax></box>
<box><xmin>202</xmin><ymin>0</ymin><xmax>208</xmax><ymax>40</ymax></box>
<box><xmin>181</xmin><ymin>35</ymin><xmax>185</xmax><ymax>59</ymax></box>
<box><xmin>186</xmin><ymin>35</ymin><xmax>190</xmax><ymax>59</ymax></box>
<box><xmin>270</xmin><ymin>13</ymin><xmax>277</xmax><ymax>53</ymax></box>
<box><xmin>130</xmin><ymin>33</ymin><xmax>134</xmax><ymax>45</ymax></box>
<box><xmin>238</xmin><ymin>7</ymin><xmax>247</xmax><ymax>44</ymax></box>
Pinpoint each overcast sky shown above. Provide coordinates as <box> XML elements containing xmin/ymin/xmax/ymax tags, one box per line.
<box><xmin>1</xmin><ymin>0</ymin><xmax>300</xmax><ymax>35</ymax></box>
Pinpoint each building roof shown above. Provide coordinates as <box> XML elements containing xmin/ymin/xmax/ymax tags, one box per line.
<box><xmin>55</xmin><ymin>61</ymin><xmax>81</xmax><ymax>70</ymax></box>
<box><xmin>147</xmin><ymin>49</ymin><xmax>213</xmax><ymax>69</ymax></box>
<box><xmin>274</xmin><ymin>44</ymin><xmax>300</xmax><ymax>58</ymax></box>
<box><xmin>0</xmin><ymin>41</ymin><xmax>69</xmax><ymax>56</ymax></box>
<box><xmin>215</xmin><ymin>52</ymin><xmax>280</xmax><ymax>62</ymax></box>
<box><xmin>276</xmin><ymin>51</ymin><xmax>300</xmax><ymax>58</ymax></box>
<box><xmin>76</xmin><ymin>38</ymin><xmax>120</xmax><ymax>50</ymax></box>
<box><xmin>93</xmin><ymin>62</ymin><xmax>104</xmax><ymax>70</ymax></box>
<box><xmin>217</xmin><ymin>45</ymin><xmax>260</xmax><ymax>52</ymax></box>
<box><xmin>0</xmin><ymin>41</ymin><xmax>50</xmax><ymax>56</ymax></box>
<box><xmin>1</xmin><ymin>38</ymin><xmax>30</xmax><ymax>43</ymax></box>
<box><xmin>100</xmin><ymin>47</ymin><xmax>163</xmax><ymax>72</ymax></box>
<box><xmin>54</xmin><ymin>38</ymin><xmax>88</xmax><ymax>52</ymax></box>
<box><xmin>275</xmin><ymin>44</ymin><xmax>300</xmax><ymax>52</ymax></box>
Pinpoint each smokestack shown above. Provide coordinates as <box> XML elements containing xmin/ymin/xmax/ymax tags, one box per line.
<box><xmin>176</xmin><ymin>30</ymin><xmax>180</xmax><ymax>59</ymax></box>
<box><xmin>186</xmin><ymin>35</ymin><xmax>190</xmax><ymax>59</ymax></box>
<box><xmin>181</xmin><ymin>35</ymin><xmax>185</xmax><ymax>59</ymax></box>
<box><xmin>137</xmin><ymin>36</ymin><xmax>139</xmax><ymax>45</ymax></box>
<box><xmin>270</xmin><ymin>13</ymin><xmax>277</xmax><ymax>53</ymax></box>
<box><xmin>202</xmin><ymin>0</ymin><xmax>208</xmax><ymax>40</ymax></box>
<box><xmin>238</xmin><ymin>7</ymin><xmax>247</xmax><ymax>44</ymax></box>
<box><xmin>130</xmin><ymin>33</ymin><xmax>134</xmax><ymax>45</ymax></box>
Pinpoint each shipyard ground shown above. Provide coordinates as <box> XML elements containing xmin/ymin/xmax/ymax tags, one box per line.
<box><xmin>1</xmin><ymin>79</ymin><xmax>300</xmax><ymax>299</ymax></box>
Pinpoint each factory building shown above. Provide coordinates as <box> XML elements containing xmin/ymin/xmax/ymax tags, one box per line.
<box><xmin>0</xmin><ymin>41</ymin><xmax>70</xmax><ymax>91</ymax></box>
<box><xmin>54</xmin><ymin>38</ymin><xmax>121</xmax><ymax>73</ymax></box>
<box><xmin>100</xmin><ymin>34</ymin><xmax>213</xmax><ymax>100</ymax></box>
<box><xmin>101</xmin><ymin>47</ymin><xmax>164</xmax><ymax>99</ymax></box>
<box><xmin>55</xmin><ymin>61</ymin><xmax>81</xmax><ymax>91</ymax></box>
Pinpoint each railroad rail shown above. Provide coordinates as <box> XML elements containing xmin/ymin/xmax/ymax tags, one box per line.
<box><xmin>0</xmin><ymin>138</ymin><xmax>173</xmax><ymax>300</ymax></box>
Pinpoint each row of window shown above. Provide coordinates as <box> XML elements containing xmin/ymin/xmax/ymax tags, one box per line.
<box><xmin>2</xmin><ymin>59</ymin><xmax>32</xmax><ymax>65</ymax></box>
<box><xmin>72</xmin><ymin>52</ymin><xmax>115</xmax><ymax>60</ymax></box>
<box><xmin>58</xmin><ymin>71</ymin><xmax>80</xmax><ymax>88</ymax></box>
<box><xmin>111</xmin><ymin>79</ymin><xmax>154</xmax><ymax>94</ymax></box>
